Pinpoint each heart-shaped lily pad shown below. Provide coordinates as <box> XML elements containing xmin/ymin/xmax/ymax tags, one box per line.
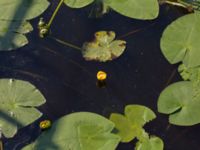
<box><xmin>0</xmin><ymin>21</ymin><xmax>33</xmax><ymax>51</ymax></box>
<box><xmin>158</xmin><ymin>81</ymin><xmax>200</xmax><ymax>126</ymax></box>
<box><xmin>22</xmin><ymin>112</ymin><xmax>121</xmax><ymax>150</ymax></box>
<box><xmin>109</xmin><ymin>105</ymin><xmax>156</xmax><ymax>143</ymax></box>
<box><xmin>160</xmin><ymin>12</ymin><xmax>200</xmax><ymax>67</ymax></box>
<box><xmin>0</xmin><ymin>79</ymin><xmax>46</xmax><ymax>138</ymax></box>
<box><xmin>82</xmin><ymin>31</ymin><xmax>126</xmax><ymax>62</ymax></box>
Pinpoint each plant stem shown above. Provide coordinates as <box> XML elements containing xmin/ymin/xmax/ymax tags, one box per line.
<box><xmin>47</xmin><ymin>0</ymin><xmax>64</xmax><ymax>28</ymax></box>
<box><xmin>50</xmin><ymin>36</ymin><xmax>82</xmax><ymax>51</ymax></box>
<box><xmin>0</xmin><ymin>140</ymin><xmax>3</xmax><ymax>150</ymax></box>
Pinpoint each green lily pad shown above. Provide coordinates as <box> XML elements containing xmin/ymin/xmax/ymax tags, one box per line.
<box><xmin>160</xmin><ymin>12</ymin><xmax>200</xmax><ymax>67</ymax></box>
<box><xmin>82</xmin><ymin>31</ymin><xmax>126</xmax><ymax>62</ymax></box>
<box><xmin>135</xmin><ymin>136</ymin><xmax>164</xmax><ymax>150</ymax></box>
<box><xmin>109</xmin><ymin>105</ymin><xmax>156</xmax><ymax>143</ymax></box>
<box><xmin>22</xmin><ymin>112</ymin><xmax>121</xmax><ymax>150</ymax></box>
<box><xmin>0</xmin><ymin>79</ymin><xmax>46</xmax><ymax>138</ymax></box>
<box><xmin>64</xmin><ymin>0</ymin><xmax>159</xmax><ymax>20</ymax></box>
<box><xmin>178</xmin><ymin>63</ymin><xmax>200</xmax><ymax>82</ymax></box>
<box><xmin>64</xmin><ymin>0</ymin><xmax>94</xmax><ymax>8</ymax></box>
<box><xmin>0</xmin><ymin>0</ymin><xmax>49</xmax><ymax>20</ymax></box>
<box><xmin>104</xmin><ymin>0</ymin><xmax>159</xmax><ymax>20</ymax></box>
<box><xmin>158</xmin><ymin>81</ymin><xmax>200</xmax><ymax>126</ymax></box>
<box><xmin>0</xmin><ymin>21</ymin><xmax>33</xmax><ymax>51</ymax></box>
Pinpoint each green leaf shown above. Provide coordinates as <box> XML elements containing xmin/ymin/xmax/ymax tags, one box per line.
<box><xmin>109</xmin><ymin>105</ymin><xmax>156</xmax><ymax>143</ymax></box>
<box><xmin>158</xmin><ymin>81</ymin><xmax>200</xmax><ymax>126</ymax></box>
<box><xmin>64</xmin><ymin>0</ymin><xmax>94</xmax><ymax>8</ymax></box>
<box><xmin>82</xmin><ymin>31</ymin><xmax>126</xmax><ymax>62</ymax></box>
<box><xmin>135</xmin><ymin>136</ymin><xmax>164</xmax><ymax>150</ymax></box>
<box><xmin>160</xmin><ymin>12</ymin><xmax>200</xmax><ymax>67</ymax></box>
<box><xmin>0</xmin><ymin>21</ymin><xmax>33</xmax><ymax>51</ymax></box>
<box><xmin>0</xmin><ymin>79</ymin><xmax>46</xmax><ymax>138</ymax></box>
<box><xmin>178</xmin><ymin>63</ymin><xmax>200</xmax><ymax>82</ymax></box>
<box><xmin>104</xmin><ymin>0</ymin><xmax>159</xmax><ymax>20</ymax></box>
<box><xmin>125</xmin><ymin>105</ymin><xmax>156</xmax><ymax>127</ymax></box>
<box><xmin>0</xmin><ymin>0</ymin><xmax>49</xmax><ymax>20</ymax></box>
<box><xmin>22</xmin><ymin>112</ymin><xmax>121</xmax><ymax>150</ymax></box>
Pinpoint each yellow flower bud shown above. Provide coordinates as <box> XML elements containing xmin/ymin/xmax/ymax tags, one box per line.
<box><xmin>97</xmin><ymin>71</ymin><xmax>107</xmax><ymax>81</ymax></box>
<box><xmin>39</xmin><ymin>120</ymin><xmax>51</xmax><ymax>130</ymax></box>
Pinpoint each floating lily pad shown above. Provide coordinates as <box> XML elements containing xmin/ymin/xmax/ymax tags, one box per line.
<box><xmin>22</xmin><ymin>112</ymin><xmax>121</xmax><ymax>150</ymax></box>
<box><xmin>104</xmin><ymin>0</ymin><xmax>159</xmax><ymax>19</ymax></box>
<box><xmin>135</xmin><ymin>136</ymin><xmax>164</xmax><ymax>150</ymax></box>
<box><xmin>109</xmin><ymin>105</ymin><xmax>156</xmax><ymax>143</ymax></box>
<box><xmin>0</xmin><ymin>21</ymin><xmax>33</xmax><ymax>51</ymax></box>
<box><xmin>0</xmin><ymin>79</ymin><xmax>46</xmax><ymax>138</ymax></box>
<box><xmin>160</xmin><ymin>12</ymin><xmax>200</xmax><ymax>67</ymax></box>
<box><xmin>178</xmin><ymin>63</ymin><xmax>200</xmax><ymax>82</ymax></box>
<box><xmin>64</xmin><ymin>0</ymin><xmax>159</xmax><ymax>20</ymax></box>
<box><xmin>158</xmin><ymin>81</ymin><xmax>200</xmax><ymax>126</ymax></box>
<box><xmin>82</xmin><ymin>31</ymin><xmax>126</xmax><ymax>62</ymax></box>
<box><xmin>0</xmin><ymin>0</ymin><xmax>49</xmax><ymax>20</ymax></box>
<box><xmin>64</xmin><ymin>0</ymin><xmax>94</xmax><ymax>8</ymax></box>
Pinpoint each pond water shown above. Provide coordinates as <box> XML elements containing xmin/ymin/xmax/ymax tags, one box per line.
<box><xmin>1</xmin><ymin>2</ymin><xmax>200</xmax><ymax>150</ymax></box>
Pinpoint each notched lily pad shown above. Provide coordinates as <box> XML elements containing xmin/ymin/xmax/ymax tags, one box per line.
<box><xmin>158</xmin><ymin>81</ymin><xmax>200</xmax><ymax>126</ymax></box>
<box><xmin>82</xmin><ymin>31</ymin><xmax>126</xmax><ymax>62</ymax></box>
<box><xmin>109</xmin><ymin>105</ymin><xmax>156</xmax><ymax>143</ymax></box>
<box><xmin>0</xmin><ymin>20</ymin><xmax>33</xmax><ymax>51</ymax></box>
<box><xmin>0</xmin><ymin>79</ymin><xmax>46</xmax><ymax>138</ymax></box>
<box><xmin>160</xmin><ymin>12</ymin><xmax>200</xmax><ymax>67</ymax></box>
<box><xmin>22</xmin><ymin>112</ymin><xmax>121</xmax><ymax>150</ymax></box>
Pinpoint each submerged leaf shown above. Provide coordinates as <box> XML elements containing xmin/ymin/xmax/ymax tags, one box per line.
<box><xmin>82</xmin><ymin>31</ymin><xmax>126</xmax><ymax>62</ymax></box>
<box><xmin>135</xmin><ymin>136</ymin><xmax>164</xmax><ymax>150</ymax></box>
<box><xmin>160</xmin><ymin>12</ymin><xmax>200</xmax><ymax>67</ymax></box>
<box><xmin>0</xmin><ymin>20</ymin><xmax>33</xmax><ymax>51</ymax></box>
<box><xmin>110</xmin><ymin>105</ymin><xmax>156</xmax><ymax>143</ymax></box>
<box><xmin>22</xmin><ymin>112</ymin><xmax>120</xmax><ymax>150</ymax></box>
<box><xmin>158</xmin><ymin>81</ymin><xmax>200</xmax><ymax>126</ymax></box>
<box><xmin>0</xmin><ymin>79</ymin><xmax>46</xmax><ymax>138</ymax></box>
<box><xmin>0</xmin><ymin>0</ymin><xmax>49</xmax><ymax>20</ymax></box>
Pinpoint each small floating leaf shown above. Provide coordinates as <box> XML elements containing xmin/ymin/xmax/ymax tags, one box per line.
<box><xmin>0</xmin><ymin>21</ymin><xmax>33</xmax><ymax>51</ymax></box>
<box><xmin>178</xmin><ymin>63</ymin><xmax>200</xmax><ymax>83</ymax></box>
<box><xmin>158</xmin><ymin>81</ymin><xmax>200</xmax><ymax>126</ymax></box>
<box><xmin>82</xmin><ymin>31</ymin><xmax>126</xmax><ymax>62</ymax></box>
<box><xmin>109</xmin><ymin>105</ymin><xmax>156</xmax><ymax>143</ymax></box>
<box><xmin>135</xmin><ymin>136</ymin><xmax>164</xmax><ymax>150</ymax></box>
<box><xmin>22</xmin><ymin>112</ymin><xmax>121</xmax><ymax>150</ymax></box>
<box><xmin>0</xmin><ymin>79</ymin><xmax>46</xmax><ymax>138</ymax></box>
<box><xmin>160</xmin><ymin>12</ymin><xmax>200</xmax><ymax>67</ymax></box>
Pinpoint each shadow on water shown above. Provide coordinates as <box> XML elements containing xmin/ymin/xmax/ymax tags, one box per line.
<box><xmin>0</xmin><ymin>0</ymin><xmax>34</xmax><ymax>49</ymax></box>
<box><xmin>1</xmin><ymin>1</ymin><xmax>200</xmax><ymax>150</ymax></box>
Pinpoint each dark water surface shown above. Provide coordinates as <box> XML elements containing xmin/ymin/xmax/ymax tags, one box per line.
<box><xmin>1</xmin><ymin>2</ymin><xmax>200</xmax><ymax>150</ymax></box>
